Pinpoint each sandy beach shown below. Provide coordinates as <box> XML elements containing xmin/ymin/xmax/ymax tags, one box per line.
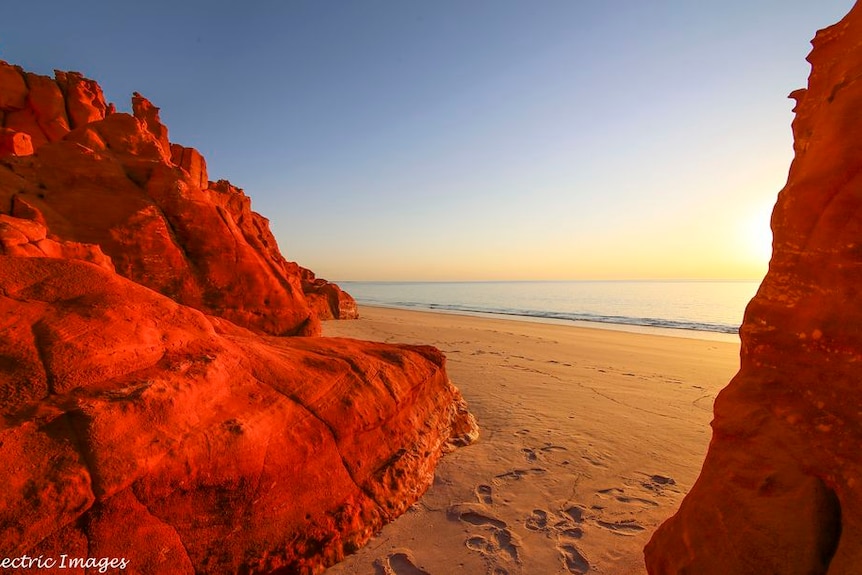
<box><xmin>323</xmin><ymin>305</ymin><xmax>740</xmax><ymax>575</ymax></box>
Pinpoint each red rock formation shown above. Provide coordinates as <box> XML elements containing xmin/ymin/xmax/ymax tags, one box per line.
<box><xmin>302</xmin><ymin>266</ymin><xmax>360</xmax><ymax>320</ymax></box>
<box><xmin>170</xmin><ymin>143</ymin><xmax>208</xmax><ymax>188</ymax></box>
<box><xmin>0</xmin><ymin>61</ymin><xmax>108</xmax><ymax>150</ymax></box>
<box><xmin>132</xmin><ymin>91</ymin><xmax>171</xmax><ymax>161</ymax></box>
<box><xmin>0</xmin><ymin>60</ymin><xmax>475</xmax><ymax>574</ymax></box>
<box><xmin>645</xmin><ymin>5</ymin><xmax>862</xmax><ymax>574</ymax></box>
<box><xmin>53</xmin><ymin>69</ymin><xmax>110</xmax><ymax>129</ymax></box>
<box><xmin>0</xmin><ymin>128</ymin><xmax>33</xmax><ymax>158</ymax></box>
<box><xmin>0</xmin><ymin>63</ymin><xmax>28</xmax><ymax>111</ymax></box>
<box><xmin>21</xmin><ymin>71</ymin><xmax>71</xmax><ymax>143</ymax></box>
<box><xmin>0</xmin><ymin>62</ymin><xmax>357</xmax><ymax>334</ymax></box>
<box><xmin>0</xmin><ymin>255</ymin><xmax>476</xmax><ymax>574</ymax></box>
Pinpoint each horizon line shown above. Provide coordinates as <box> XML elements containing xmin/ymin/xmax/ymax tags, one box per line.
<box><xmin>333</xmin><ymin>277</ymin><xmax>766</xmax><ymax>283</ymax></box>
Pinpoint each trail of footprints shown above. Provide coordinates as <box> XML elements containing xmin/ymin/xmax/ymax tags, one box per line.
<box><xmin>446</xmin><ymin>443</ymin><xmax>675</xmax><ymax>574</ymax></box>
<box><xmin>449</xmin><ymin>505</ymin><xmax>520</xmax><ymax>572</ymax></box>
<box><xmin>450</xmin><ymin>486</ymin><xmax>592</xmax><ymax>574</ymax></box>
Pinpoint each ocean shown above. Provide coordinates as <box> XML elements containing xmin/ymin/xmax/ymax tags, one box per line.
<box><xmin>338</xmin><ymin>280</ymin><xmax>762</xmax><ymax>342</ymax></box>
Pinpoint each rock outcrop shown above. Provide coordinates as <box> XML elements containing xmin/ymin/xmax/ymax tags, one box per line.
<box><xmin>301</xmin><ymin>267</ymin><xmax>360</xmax><ymax>321</ymax></box>
<box><xmin>645</xmin><ymin>4</ymin><xmax>862</xmax><ymax>574</ymax></box>
<box><xmin>0</xmin><ymin>60</ymin><xmax>356</xmax><ymax>335</ymax></box>
<box><xmin>0</xmin><ymin>255</ymin><xmax>476</xmax><ymax>574</ymax></box>
<box><xmin>0</xmin><ymin>61</ymin><xmax>474</xmax><ymax>573</ymax></box>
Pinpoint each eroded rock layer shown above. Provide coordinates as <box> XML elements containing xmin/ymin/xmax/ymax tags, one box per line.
<box><xmin>645</xmin><ymin>5</ymin><xmax>862</xmax><ymax>574</ymax></box>
<box><xmin>0</xmin><ymin>60</ymin><xmax>356</xmax><ymax>335</ymax></box>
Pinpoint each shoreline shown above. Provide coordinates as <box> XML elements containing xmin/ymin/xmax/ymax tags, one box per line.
<box><xmin>354</xmin><ymin>302</ymin><xmax>741</xmax><ymax>343</ymax></box>
<box><xmin>323</xmin><ymin>305</ymin><xmax>740</xmax><ymax>575</ymax></box>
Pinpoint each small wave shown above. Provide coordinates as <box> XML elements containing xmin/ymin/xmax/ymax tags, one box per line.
<box><xmin>357</xmin><ymin>300</ymin><xmax>738</xmax><ymax>335</ymax></box>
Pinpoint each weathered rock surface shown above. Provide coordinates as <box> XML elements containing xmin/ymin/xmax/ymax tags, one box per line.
<box><xmin>0</xmin><ymin>61</ymin><xmax>474</xmax><ymax>573</ymax></box>
<box><xmin>0</xmin><ymin>256</ymin><xmax>476</xmax><ymax>574</ymax></box>
<box><xmin>170</xmin><ymin>143</ymin><xmax>208</xmax><ymax>189</ymax></box>
<box><xmin>0</xmin><ymin>61</ymin><xmax>356</xmax><ymax>334</ymax></box>
<box><xmin>0</xmin><ymin>213</ymin><xmax>113</xmax><ymax>271</ymax></box>
<box><xmin>0</xmin><ymin>62</ymin><xmax>108</xmax><ymax>149</ymax></box>
<box><xmin>645</xmin><ymin>5</ymin><xmax>862</xmax><ymax>574</ymax></box>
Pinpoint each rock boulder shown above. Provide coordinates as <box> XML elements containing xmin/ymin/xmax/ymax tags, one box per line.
<box><xmin>0</xmin><ymin>255</ymin><xmax>476</xmax><ymax>574</ymax></box>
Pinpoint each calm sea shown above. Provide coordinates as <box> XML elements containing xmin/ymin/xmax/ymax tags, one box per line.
<box><xmin>338</xmin><ymin>281</ymin><xmax>762</xmax><ymax>342</ymax></box>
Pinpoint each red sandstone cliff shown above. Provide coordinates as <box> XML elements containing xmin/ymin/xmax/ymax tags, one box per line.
<box><xmin>0</xmin><ymin>249</ymin><xmax>476</xmax><ymax>573</ymax></box>
<box><xmin>0</xmin><ymin>61</ymin><xmax>357</xmax><ymax>335</ymax></box>
<box><xmin>645</xmin><ymin>4</ymin><xmax>862</xmax><ymax>573</ymax></box>
<box><xmin>0</xmin><ymin>63</ymin><xmax>475</xmax><ymax>573</ymax></box>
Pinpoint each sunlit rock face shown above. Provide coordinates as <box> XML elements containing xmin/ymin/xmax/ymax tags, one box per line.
<box><xmin>0</xmin><ymin>61</ymin><xmax>475</xmax><ymax>573</ymax></box>
<box><xmin>0</xmin><ymin>61</ymin><xmax>357</xmax><ymax>335</ymax></box>
<box><xmin>0</xmin><ymin>256</ymin><xmax>477</xmax><ymax>573</ymax></box>
<box><xmin>645</xmin><ymin>5</ymin><xmax>862</xmax><ymax>574</ymax></box>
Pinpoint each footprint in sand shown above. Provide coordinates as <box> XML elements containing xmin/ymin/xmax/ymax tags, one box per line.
<box><xmin>559</xmin><ymin>543</ymin><xmax>590</xmax><ymax>574</ymax></box>
<box><xmin>524</xmin><ymin>509</ymin><xmax>548</xmax><ymax>531</ymax></box>
<box><xmin>563</xmin><ymin>506</ymin><xmax>585</xmax><ymax>523</ymax></box>
<box><xmin>596</xmin><ymin>519</ymin><xmax>646</xmax><ymax>536</ymax></box>
<box><xmin>559</xmin><ymin>527</ymin><xmax>584</xmax><ymax>539</ymax></box>
<box><xmin>466</xmin><ymin>536</ymin><xmax>495</xmax><ymax>554</ymax></box>
<box><xmin>476</xmin><ymin>484</ymin><xmax>493</xmax><ymax>504</ymax></box>
<box><xmin>521</xmin><ymin>444</ymin><xmax>568</xmax><ymax>463</ymax></box>
<box><xmin>494</xmin><ymin>468</ymin><xmax>547</xmax><ymax>481</ymax></box>
<box><xmin>597</xmin><ymin>487</ymin><xmax>659</xmax><ymax>508</ymax></box>
<box><xmin>449</xmin><ymin>507</ymin><xmax>520</xmax><ymax>565</ymax></box>
<box><xmin>597</xmin><ymin>487</ymin><xmax>623</xmax><ymax>496</ymax></box>
<box><xmin>590</xmin><ymin>487</ymin><xmax>654</xmax><ymax>538</ymax></box>
<box><xmin>580</xmin><ymin>454</ymin><xmax>608</xmax><ymax>468</ymax></box>
<box><xmin>459</xmin><ymin>511</ymin><xmax>507</xmax><ymax>530</ymax></box>
<box><xmin>373</xmin><ymin>551</ymin><xmax>431</xmax><ymax>575</ymax></box>
<box><xmin>519</xmin><ymin>505</ymin><xmax>588</xmax><ymax>574</ymax></box>
<box><xmin>639</xmin><ymin>473</ymin><xmax>678</xmax><ymax>493</ymax></box>
<box><xmin>615</xmin><ymin>495</ymin><xmax>659</xmax><ymax>507</ymax></box>
<box><xmin>648</xmin><ymin>474</ymin><xmax>675</xmax><ymax>485</ymax></box>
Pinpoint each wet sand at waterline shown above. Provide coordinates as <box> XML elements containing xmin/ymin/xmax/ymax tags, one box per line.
<box><xmin>323</xmin><ymin>305</ymin><xmax>740</xmax><ymax>575</ymax></box>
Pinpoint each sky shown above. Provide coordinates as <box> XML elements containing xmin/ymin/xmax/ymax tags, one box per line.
<box><xmin>0</xmin><ymin>1</ymin><xmax>855</xmax><ymax>281</ymax></box>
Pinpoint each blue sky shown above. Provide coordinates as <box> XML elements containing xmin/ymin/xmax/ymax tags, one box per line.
<box><xmin>1</xmin><ymin>1</ymin><xmax>855</xmax><ymax>280</ymax></box>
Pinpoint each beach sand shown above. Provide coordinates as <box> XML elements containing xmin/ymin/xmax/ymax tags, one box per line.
<box><xmin>323</xmin><ymin>306</ymin><xmax>740</xmax><ymax>575</ymax></box>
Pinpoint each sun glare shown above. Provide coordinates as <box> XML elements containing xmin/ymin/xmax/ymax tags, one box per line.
<box><xmin>742</xmin><ymin>200</ymin><xmax>775</xmax><ymax>271</ymax></box>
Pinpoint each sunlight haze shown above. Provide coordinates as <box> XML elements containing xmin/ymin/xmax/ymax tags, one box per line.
<box><xmin>1</xmin><ymin>0</ymin><xmax>853</xmax><ymax>281</ymax></box>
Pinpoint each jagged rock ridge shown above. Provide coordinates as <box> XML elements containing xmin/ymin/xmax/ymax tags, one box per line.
<box><xmin>645</xmin><ymin>4</ymin><xmax>862</xmax><ymax>574</ymax></box>
<box><xmin>0</xmin><ymin>60</ymin><xmax>356</xmax><ymax>335</ymax></box>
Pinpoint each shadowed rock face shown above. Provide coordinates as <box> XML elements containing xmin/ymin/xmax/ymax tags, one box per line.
<box><xmin>0</xmin><ymin>60</ymin><xmax>357</xmax><ymax>335</ymax></box>
<box><xmin>645</xmin><ymin>5</ymin><xmax>862</xmax><ymax>574</ymax></box>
